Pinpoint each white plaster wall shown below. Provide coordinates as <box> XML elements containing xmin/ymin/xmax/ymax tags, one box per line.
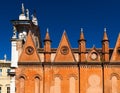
<box><xmin>11</xmin><ymin>41</ymin><xmax>18</xmax><ymax>67</ymax></box>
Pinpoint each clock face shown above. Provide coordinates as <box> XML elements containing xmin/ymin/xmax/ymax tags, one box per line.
<box><xmin>25</xmin><ymin>46</ymin><xmax>34</xmax><ymax>55</ymax></box>
<box><xmin>60</xmin><ymin>46</ymin><xmax>69</xmax><ymax>55</ymax></box>
<box><xmin>91</xmin><ymin>52</ymin><xmax>97</xmax><ymax>60</ymax></box>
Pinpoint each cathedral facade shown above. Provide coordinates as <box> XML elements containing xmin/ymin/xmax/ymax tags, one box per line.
<box><xmin>10</xmin><ymin>4</ymin><xmax>120</xmax><ymax>93</ymax></box>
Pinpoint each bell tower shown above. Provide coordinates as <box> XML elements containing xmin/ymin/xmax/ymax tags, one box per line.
<box><xmin>11</xmin><ymin>3</ymin><xmax>42</xmax><ymax>48</ymax></box>
<box><xmin>10</xmin><ymin>4</ymin><xmax>42</xmax><ymax>93</ymax></box>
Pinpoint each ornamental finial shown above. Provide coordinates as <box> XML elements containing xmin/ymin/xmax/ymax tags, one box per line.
<box><xmin>22</xmin><ymin>3</ymin><xmax>25</xmax><ymax>14</ymax></box>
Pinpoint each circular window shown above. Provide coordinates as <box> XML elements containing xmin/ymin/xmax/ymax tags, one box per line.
<box><xmin>60</xmin><ymin>46</ymin><xmax>69</xmax><ymax>55</ymax></box>
<box><xmin>91</xmin><ymin>52</ymin><xmax>98</xmax><ymax>60</ymax></box>
<box><xmin>25</xmin><ymin>46</ymin><xmax>34</xmax><ymax>55</ymax></box>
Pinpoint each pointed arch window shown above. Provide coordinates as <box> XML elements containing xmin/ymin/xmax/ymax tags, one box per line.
<box><xmin>35</xmin><ymin>77</ymin><xmax>40</xmax><ymax>93</ymax></box>
<box><xmin>111</xmin><ymin>76</ymin><xmax>118</xmax><ymax>93</ymax></box>
<box><xmin>20</xmin><ymin>77</ymin><xmax>25</xmax><ymax>93</ymax></box>
<box><xmin>69</xmin><ymin>77</ymin><xmax>75</xmax><ymax>93</ymax></box>
<box><xmin>54</xmin><ymin>77</ymin><xmax>61</xmax><ymax>93</ymax></box>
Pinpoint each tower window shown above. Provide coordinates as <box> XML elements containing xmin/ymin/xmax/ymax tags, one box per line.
<box><xmin>7</xmin><ymin>69</ymin><xmax>10</xmax><ymax>72</ymax></box>
<box><xmin>0</xmin><ymin>87</ymin><xmax>1</xmax><ymax>93</ymax></box>
<box><xmin>7</xmin><ymin>69</ymin><xmax>10</xmax><ymax>76</ymax></box>
<box><xmin>7</xmin><ymin>87</ymin><xmax>10</xmax><ymax>93</ymax></box>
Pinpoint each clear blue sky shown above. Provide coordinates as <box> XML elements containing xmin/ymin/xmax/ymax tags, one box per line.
<box><xmin>0</xmin><ymin>0</ymin><xmax>120</xmax><ymax>60</ymax></box>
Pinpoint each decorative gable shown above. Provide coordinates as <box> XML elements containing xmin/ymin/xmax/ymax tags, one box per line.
<box><xmin>18</xmin><ymin>31</ymin><xmax>40</xmax><ymax>62</ymax></box>
<box><xmin>87</xmin><ymin>46</ymin><xmax>101</xmax><ymax>62</ymax></box>
<box><xmin>54</xmin><ymin>31</ymin><xmax>76</xmax><ymax>62</ymax></box>
<box><xmin>110</xmin><ymin>34</ymin><xmax>120</xmax><ymax>62</ymax></box>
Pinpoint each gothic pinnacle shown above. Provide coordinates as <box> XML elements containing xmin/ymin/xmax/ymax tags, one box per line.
<box><xmin>80</xmin><ymin>28</ymin><xmax>85</xmax><ymax>40</ymax></box>
<box><xmin>44</xmin><ymin>28</ymin><xmax>51</xmax><ymax>41</ymax></box>
<box><xmin>103</xmin><ymin>28</ymin><xmax>108</xmax><ymax>41</ymax></box>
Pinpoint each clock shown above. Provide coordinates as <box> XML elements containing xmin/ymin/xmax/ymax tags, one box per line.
<box><xmin>91</xmin><ymin>52</ymin><xmax>97</xmax><ymax>60</ymax></box>
<box><xmin>25</xmin><ymin>46</ymin><xmax>34</xmax><ymax>55</ymax></box>
<box><xmin>60</xmin><ymin>46</ymin><xmax>69</xmax><ymax>55</ymax></box>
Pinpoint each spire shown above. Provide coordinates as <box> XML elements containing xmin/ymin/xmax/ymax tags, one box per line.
<box><xmin>44</xmin><ymin>28</ymin><xmax>51</xmax><ymax>62</ymax></box>
<box><xmin>22</xmin><ymin>3</ymin><xmax>25</xmax><ymax>14</ymax></box>
<box><xmin>44</xmin><ymin>28</ymin><xmax>51</xmax><ymax>41</ymax></box>
<box><xmin>102</xmin><ymin>28</ymin><xmax>109</xmax><ymax>62</ymax></box>
<box><xmin>63</xmin><ymin>29</ymin><xmax>66</xmax><ymax>34</ymax></box>
<box><xmin>19</xmin><ymin>3</ymin><xmax>26</xmax><ymax>20</ymax></box>
<box><xmin>78</xmin><ymin>28</ymin><xmax>86</xmax><ymax>62</ymax></box>
<box><xmin>80</xmin><ymin>28</ymin><xmax>85</xmax><ymax>40</ymax></box>
<box><xmin>93</xmin><ymin>44</ymin><xmax>96</xmax><ymax>48</ymax></box>
<box><xmin>103</xmin><ymin>28</ymin><xmax>108</xmax><ymax>41</ymax></box>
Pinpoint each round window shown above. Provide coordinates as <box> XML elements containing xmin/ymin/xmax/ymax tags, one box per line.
<box><xmin>60</xmin><ymin>46</ymin><xmax>69</xmax><ymax>55</ymax></box>
<box><xmin>91</xmin><ymin>52</ymin><xmax>98</xmax><ymax>60</ymax></box>
<box><xmin>25</xmin><ymin>46</ymin><xmax>34</xmax><ymax>55</ymax></box>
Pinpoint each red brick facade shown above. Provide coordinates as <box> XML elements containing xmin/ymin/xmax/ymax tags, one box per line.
<box><xmin>14</xmin><ymin>28</ymin><xmax>120</xmax><ymax>93</ymax></box>
<box><xmin>11</xmin><ymin>4</ymin><xmax>120</xmax><ymax>93</ymax></box>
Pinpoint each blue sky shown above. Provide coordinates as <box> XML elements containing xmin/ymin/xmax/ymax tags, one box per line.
<box><xmin>0</xmin><ymin>0</ymin><xmax>120</xmax><ymax>60</ymax></box>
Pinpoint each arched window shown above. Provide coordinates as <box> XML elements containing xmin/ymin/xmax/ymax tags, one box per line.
<box><xmin>54</xmin><ymin>77</ymin><xmax>61</xmax><ymax>93</ymax></box>
<box><xmin>0</xmin><ymin>86</ymin><xmax>1</xmax><ymax>93</ymax></box>
<box><xmin>69</xmin><ymin>77</ymin><xmax>75</xmax><ymax>93</ymax></box>
<box><xmin>20</xmin><ymin>77</ymin><xmax>25</xmax><ymax>93</ymax></box>
<box><xmin>6</xmin><ymin>84</ymin><xmax>10</xmax><ymax>93</ymax></box>
<box><xmin>111</xmin><ymin>76</ymin><xmax>118</xmax><ymax>93</ymax></box>
<box><xmin>35</xmin><ymin>77</ymin><xmax>40</xmax><ymax>93</ymax></box>
<box><xmin>0</xmin><ymin>87</ymin><xmax>1</xmax><ymax>93</ymax></box>
<box><xmin>0</xmin><ymin>84</ymin><xmax>2</xmax><ymax>93</ymax></box>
